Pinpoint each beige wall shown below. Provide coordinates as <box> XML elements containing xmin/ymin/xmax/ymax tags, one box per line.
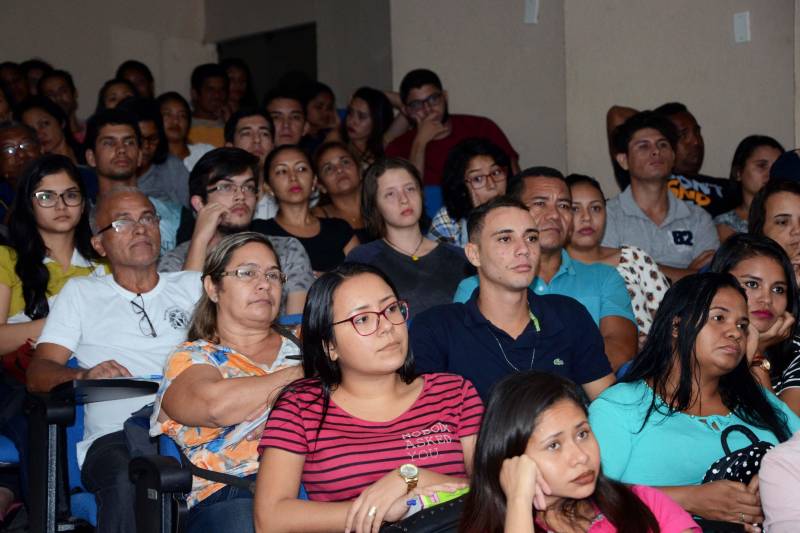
<box><xmin>0</xmin><ymin>0</ymin><xmax>214</xmax><ymax>120</ymax></box>
<box><xmin>564</xmin><ymin>0</ymin><xmax>795</xmax><ymax>195</ymax></box>
<box><xmin>389</xmin><ymin>0</ymin><xmax>567</xmax><ymax>171</ymax></box>
<box><xmin>204</xmin><ymin>0</ymin><xmax>392</xmax><ymax>104</ymax></box>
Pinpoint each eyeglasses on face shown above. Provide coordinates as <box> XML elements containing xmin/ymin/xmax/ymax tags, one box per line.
<box><xmin>97</xmin><ymin>213</ymin><xmax>160</xmax><ymax>235</ymax></box>
<box><xmin>406</xmin><ymin>93</ymin><xmax>443</xmax><ymax>113</ymax></box>
<box><xmin>464</xmin><ymin>168</ymin><xmax>507</xmax><ymax>190</ymax></box>
<box><xmin>1</xmin><ymin>141</ymin><xmax>39</xmax><ymax>158</ymax></box>
<box><xmin>220</xmin><ymin>267</ymin><xmax>287</xmax><ymax>285</ymax></box>
<box><xmin>332</xmin><ymin>300</ymin><xmax>410</xmax><ymax>336</ymax></box>
<box><xmin>207</xmin><ymin>181</ymin><xmax>258</xmax><ymax>197</ymax></box>
<box><xmin>32</xmin><ymin>189</ymin><xmax>83</xmax><ymax>208</ymax></box>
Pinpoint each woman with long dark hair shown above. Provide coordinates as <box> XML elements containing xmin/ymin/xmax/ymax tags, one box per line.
<box><xmin>312</xmin><ymin>141</ymin><xmax>369</xmax><ymax>243</ymax></box>
<box><xmin>15</xmin><ymin>95</ymin><xmax>83</xmax><ymax>164</ymax></box>
<box><xmin>714</xmin><ymin>135</ymin><xmax>784</xmax><ymax>242</ymax></box>
<box><xmin>94</xmin><ymin>77</ymin><xmax>137</xmax><ymax>113</ymax></box>
<box><xmin>221</xmin><ymin>58</ymin><xmax>257</xmax><ymax>113</ymax></box>
<box><xmin>254</xmin><ymin>263</ymin><xmax>483</xmax><ymax>532</ymax></box>
<box><xmin>461</xmin><ymin>372</ymin><xmax>698</xmax><ymax>533</ymax></box>
<box><xmin>710</xmin><ymin>233</ymin><xmax>800</xmax><ymax>415</ymax></box>
<box><xmin>589</xmin><ymin>273</ymin><xmax>800</xmax><ymax>528</ymax></box>
<box><xmin>749</xmin><ymin>179</ymin><xmax>800</xmax><ymax>286</ymax></box>
<box><xmin>157</xmin><ymin>91</ymin><xmax>214</xmax><ymax>171</ymax></box>
<box><xmin>0</xmin><ymin>154</ymin><xmax>102</xmax><ymax>355</ymax></box>
<box><xmin>328</xmin><ymin>87</ymin><xmax>394</xmax><ymax>171</ymax></box>
<box><xmin>429</xmin><ymin>137</ymin><xmax>510</xmax><ymax>247</ymax></box>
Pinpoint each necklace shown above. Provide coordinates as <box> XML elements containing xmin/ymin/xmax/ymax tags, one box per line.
<box><xmin>489</xmin><ymin>331</ymin><xmax>536</xmax><ymax>371</ymax></box>
<box><xmin>384</xmin><ymin>235</ymin><xmax>424</xmax><ymax>261</ymax></box>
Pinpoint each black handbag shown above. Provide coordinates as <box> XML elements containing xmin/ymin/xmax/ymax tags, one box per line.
<box><xmin>702</xmin><ymin>424</ymin><xmax>773</xmax><ymax>484</ymax></box>
<box><xmin>379</xmin><ymin>494</ymin><xmax>466</xmax><ymax>533</ymax></box>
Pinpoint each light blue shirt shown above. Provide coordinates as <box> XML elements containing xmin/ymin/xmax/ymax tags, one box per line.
<box><xmin>588</xmin><ymin>380</ymin><xmax>800</xmax><ymax>487</ymax></box>
<box><xmin>452</xmin><ymin>249</ymin><xmax>635</xmax><ymax>326</ymax></box>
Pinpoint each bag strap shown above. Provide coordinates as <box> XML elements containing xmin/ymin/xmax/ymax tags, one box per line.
<box><xmin>720</xmin><ymin>424</ymin><xmax>760</xmax><ymax>456</ymax></box>
<box><xmin>175</xmin><ymin>444</ymin><xmax>256</xmax><ymax>494</ymax></box>
<box><xmin>271</xmin><ymin>323</ymin><xmax>302</xmax><ymax>353</ymax></box>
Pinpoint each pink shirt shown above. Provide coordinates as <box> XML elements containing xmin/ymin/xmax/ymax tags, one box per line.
<box><xmin>760</xmin><ymin>431</ymin><xmax>800</xmax><ymax>532</ymax></box>
<box><xmin>259</xmin><ymin>373</ymin><xmax>484</xmax><ymax>501</ymax></box>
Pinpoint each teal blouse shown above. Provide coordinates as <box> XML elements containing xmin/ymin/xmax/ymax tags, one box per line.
<box><xmin>588</xmin><ymin>380</ymin><xmax>800</xmax><ymax>487</ymax></box>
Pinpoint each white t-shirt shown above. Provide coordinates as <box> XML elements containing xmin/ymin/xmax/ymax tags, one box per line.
<box><xmin>37</xmin><ymin>271</ymin><xmax>202</xmax><ymax>466</ymax></box>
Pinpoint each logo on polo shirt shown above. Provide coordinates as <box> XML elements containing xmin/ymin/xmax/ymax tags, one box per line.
<box><xmin>165</xmin><ymin>307</ymin><xmax>190</xmax><ymax>330</ymax></box>
<box><xmin>672</xmin><ymin>230</ymin><xmax>694</xmax><ymax>246</ymax></box>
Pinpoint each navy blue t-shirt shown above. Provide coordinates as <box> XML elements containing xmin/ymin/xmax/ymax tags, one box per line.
<box><xmin>410</xmin><ymin>288</ymin><xmax>611</xmax><ymax>400</ymax></box>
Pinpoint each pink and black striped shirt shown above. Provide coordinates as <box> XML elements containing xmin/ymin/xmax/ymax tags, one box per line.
<box><xmin>259</xmin><ymin>373</ymin><xmax>484</xmax><ymax>501</ymax></box>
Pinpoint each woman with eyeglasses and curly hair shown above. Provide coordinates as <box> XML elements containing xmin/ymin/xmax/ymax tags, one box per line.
<box><xmin>254</xmin><ymin>262</ymin><xmax>484</xmax><ymax>533</ymax></box>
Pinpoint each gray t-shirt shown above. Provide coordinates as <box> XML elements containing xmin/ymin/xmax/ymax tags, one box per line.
<box><xmin>137</xmin><ymin>154</ymin><xmax>191</xmax><ymax>209</ymax></box>
<box><xmin>602</xmin><ymin>186</ymin><xmax>719</xmax><ymax>268</ymax></box>
<box><xmin>158</xmin><ymin>235</ymin><xmax>315</xmax><ymax>314</ymax></box>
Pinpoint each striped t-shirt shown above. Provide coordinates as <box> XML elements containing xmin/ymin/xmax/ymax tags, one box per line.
<box><xmin>259</xmin><ymin>373</ymin><xmax>484</xmax><ymax>501</ymax></box>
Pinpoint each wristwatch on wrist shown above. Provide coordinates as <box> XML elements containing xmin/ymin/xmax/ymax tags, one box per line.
<box><xmin>399</xmin><ymin>463</ymin><xmax>419</xmax><ymax>493</ymax></box>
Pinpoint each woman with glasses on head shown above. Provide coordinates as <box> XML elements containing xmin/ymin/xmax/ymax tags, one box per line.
<box><xmin>150</xmin><ymin>232</ymin><xmax>302</xmax><ymax>533</ymax></box>
<box><xmin>429</xmin><ymin>138</ymin><xmax>510</xmax><ymax>247</ymax></box>
<box><xmin>312</xmin><ymin>141</ymin><xmax>370</xmax><ymax>243</ymax></box>
<box><xmin>346</xmin><ymin>157</ymin><xmax>474</xmax><ymax>317</ymax></box>
<box><xmin>254</xmin><ymin>262</ymin><xmax>483</xmax><ymax>533</ymax></box>
<box><xmin>251</xmin><ymin>145</ymin><xmax>359</xmax><ymax>274</ymax></box>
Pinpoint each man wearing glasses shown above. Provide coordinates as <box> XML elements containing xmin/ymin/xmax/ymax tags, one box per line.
<box><xmin>385</xmin><ymin>68</ymin><xmax>519</xmax><ymax>186</ymax></box>
<box><xmin>410</xmin><ymin>197</ymin><xmax>615</xmax><ymax>402</ymax></box>
<box><xmin>27</xmin><ymin>188</ymin><xmax>202</xmax><ymax>533</ymax></box>
<box><xmin>0</xmin><ymin>122</ymin><xmax>41</xmax><ymax>223</ymax></box>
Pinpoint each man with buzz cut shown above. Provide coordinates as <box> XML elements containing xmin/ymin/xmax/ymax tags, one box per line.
<box><xmin>410</xmin><ymin>196</ymin><xmax>615</xmax><ymax>401</ymax></box>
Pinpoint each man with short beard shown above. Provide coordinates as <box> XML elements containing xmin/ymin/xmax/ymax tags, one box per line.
<box><xmin>84</xmin><ymin>108</ymin><xmax>183</xmax><ymax>253</ymax></box>
<box><xmin>158</xmin><ymin>147</ymin><xmax>314</xmax><ymax>315</ymax></box>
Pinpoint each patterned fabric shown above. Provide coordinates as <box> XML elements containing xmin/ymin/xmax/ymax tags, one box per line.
<box><xmin>259</xmin><ymin>373</ymin><xmax>484</xmax><ymax>502</ymax></box>
<box><xmin>713</xmin><ymin>209</ymin><xmax>748</xmax><ymax>235</ymax></box>
<box><xmin>150</xmin><ymin>338</ymin><xmax>300</xmax><ymax>507</ymax></box>
<box><xmin>427</xmin><ymin>206</ymin><xmax>467</xmax><ymax>247</ymax></box>
<box><xmin>616</xmin><ymin>246</ymin><xmax>670</xmax><ymax>336</ymax></box>
<box><xmin>773</xmin><ymin>336</ymin><xmax>800</xmax><ymax>396</ymax></box>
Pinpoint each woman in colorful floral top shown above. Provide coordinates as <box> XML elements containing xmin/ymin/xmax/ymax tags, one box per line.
<box><xmin>150</xmin><ymin>232</ymin><xmax>302</xmax><ymax>533</ymax></box>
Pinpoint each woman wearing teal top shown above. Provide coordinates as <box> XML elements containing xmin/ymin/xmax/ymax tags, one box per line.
<box><xmin>589</xmin><ymin>272</ymin><xmax>799</xmax><ymax>530</ymax></box>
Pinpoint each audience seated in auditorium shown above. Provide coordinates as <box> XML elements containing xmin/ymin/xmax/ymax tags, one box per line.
<box><xmin>221</xmin><ymin>57</ymin><xmax>257</xmax><ymax>114</ymax></box>
<box><xmin>27</xmin><ymin>188</ymin><xmax>202</xmax><ymax>533</ymax></box>
<box><xmin>264</xmin><ymin>88</ymin><xmax>307</xmax><ymax>148</ymax></box>
<box><xmin>0</xmin><ymin>122</ymin><xmax>42</xmax><ymax>223</ymax></box>
<box><xmin>0</xmin><ymin>62</ymin><xmax>29</xmax><ymax>105</ymax></box>
<box><xmin>157</xmin><ymin>91</ymin><xmax>214</xmax><ymax>171</ymax></box>
<box><xmin>38</xmin><ymin>69</ymin><xmax>86</xmax><ymax>143</ymax></box>
<box><xmin>118</xmin><ymin>96</ymin><xmax>190</xmax><ymax>208</ymax></box>
<box><xmin>222</xmin><ymin>108</ymin><xmax>275</xmax><ymax>220</ymax></box>
<box><xmin>710</xmin><ymin>234</ymin><xmax>800</xmax><ymax>416</ymax></box>
<box><xmin>346</xmin><ymin>157</ymin><xmax>472</xmax><ymax>317</ymax></box>
<box><xmin>589</xmin><ymin>272</ymin><xmax>799</xmax><ymax>529</ymax></box>
<box><xmin>714</xmin><ymin>135</ymin><xmax>784</xmax><ymax>242</ymax></box>
<box><xmin>251</xmin><ymin>145</ymin><xmax>358</xmax><ymax>273</ymax></box>
<box><xmin>189</xmin><ymin>63</ymin><xmax>228</xmax><ymax>147</ymax></box>
<box><xmin>151</xmin><ymin>232</ymin><xmax>301</xmax><ymax>533</ymax></box>
<box><xmin>604</xmin><ymin>111</ymin><xmax>719</xmax><ymax>280</ymax></box>
<box><xmin>455</xmin><ymin>169</ymin><xmax>637</xmax><ymax>370</ymax></box>
<box><xmin>115</xmin><ymin>60</ymin><xmax>155</xmax><ymax>100</ymax></box>
<box><xmin>20</xmin><ymin>59</ymin><xmax>51</xmax><ymax>97</ymax></box>
<box><xmin>159</xmin><ymin>147</ymin><xmax>314</xmax><ymax>315</ymax></box>
<box><xmin>312</xmin><ymin>141</ymin><xmax>368</xmax><ymax>242</ymax></box>
<box><xmin>254</xmin><ymin>262</ymin><xmax>483</xmax><ymax>531</ymax></box>
<box><xmin>94</xmin><ymin>78</ymin><xmax>137</xmax><ymax>114</ymax></box>
<box><xmin>83</xmin><ymin>108</ymin><xmax>182</xmax><ymax>253</ymax></box>
<box><xmin>428</xmin><ymin>137</ymin><xmax>511</xmax><ymax>247</ymax></box>
<box><xmin>460</xmin><ymin>372</ymin><xmax>699</xmax><ymax>533</ymax></box>
<box><xmin>326</xmin><ymin>86</ymin><xmax>394</xmax><ymax>171</ymax></box>
<box><xmin>385</xmin><ymin>68</ymin><xmax>519</xmax><ymax>185</ymax></box>
<box><xmin>749</xmin><ymin>179</ymin><xmax>800</xmax><ymax>286</ymax></box>
<box><xmin>412</xmin><ymin>197</ymin><xmax>615</xmax><ymax>400</ymax></box>
<box><xmin>15</xmin><ymin>95</ymin><xmax>83</xmax><ymax>165</ymax></box>
<box><xmin>566</xmin><ymin>173</ymin><xmax>669</xmax><ymax>347</ymax></box>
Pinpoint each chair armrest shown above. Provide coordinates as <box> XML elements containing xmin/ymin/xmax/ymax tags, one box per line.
<box><xmin>129</xmin><ymin>455</ymin><xmax>192</xmax><ymax>494</ymax></box>
<box><xmin>694</xmin><ymin>518</ymin><xmax>745</xmax><ymax>532</ymax></box>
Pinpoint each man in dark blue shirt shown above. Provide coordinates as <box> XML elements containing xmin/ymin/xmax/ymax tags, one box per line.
<box><xmin>410</xmin><ymin>196</ymin><xmax>615</xmax><ymax>401</ymax></box>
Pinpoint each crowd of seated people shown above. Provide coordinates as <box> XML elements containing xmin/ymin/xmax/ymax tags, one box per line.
<box><xmin>0</xmin><ymin>53</ymin><xmax>799</xmax><ymax>533</ymax></box>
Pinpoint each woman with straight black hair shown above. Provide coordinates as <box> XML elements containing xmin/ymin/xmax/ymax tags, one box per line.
<box><xmin>429</xmin><ymin>137</ymin><xmax>511</xmax><ymax>247</ymax></box>
<box><xmin>462</xmin><ymin>371</ymin><xmax>698</xmax><ymax>533</ymax></box>
<box><xmin>94</xmin><ymin>77</ymin><xmax>137</xmax><ymax>114</ymax></box>
<box><xmin>254</xmin><ymin>262</ymin><xmax>483</xmax><ymax>533</ymax></box>
<box><xmin>710</xmin><ymin>233</ymin><xmax>800</xmax><ymax>415</ymax></box>
<box><xmin>15</xmin><ymin>95</ymin><xmax>83</xmax><ymax>164</ymax></box>
<box><xmin>749</xmin><ymin>179</ymin><xmax>800</xmax><ymax>286</ymax></box>
<box><xmin>221</xmin><ymin>57</ymin><xmax>257</xmax><ymax>113</ymax></box>
<box><xmin>328</xmin><ymin>87</ymin><xmax>394</xmax><ymax>171</ymax></box>
<box><xmin>590</xmin><ymin>272</ymin><xmax>800</xmax><ymax>529</ymax></box>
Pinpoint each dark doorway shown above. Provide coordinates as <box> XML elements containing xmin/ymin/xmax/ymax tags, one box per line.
<box><xmin>217</xmin><ymin>23</ymin><xmax>317</xmax><ymax>105</ymax></box>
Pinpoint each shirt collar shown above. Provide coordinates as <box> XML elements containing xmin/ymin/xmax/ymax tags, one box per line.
<box><xmin>42</xmin><ymin>248</ymin><xmax>94</xmax><ymax>268</ymax></box>
<box><xmin>463</xmin><ymin>287</ymin><xmax>560</xmax><ymax>335</ymax></box>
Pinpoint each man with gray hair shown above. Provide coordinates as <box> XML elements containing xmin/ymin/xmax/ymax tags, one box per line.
<box><xmin>27</xmin><ymin>187</ymin><xmax>201</xmax><ymax>533</ymax></box>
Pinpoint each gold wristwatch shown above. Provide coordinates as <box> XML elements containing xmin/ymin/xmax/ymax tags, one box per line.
<box><xmin>399</xmin><ymin>463</ymin><xmax>419</xmax><ymax>493</ymax></box>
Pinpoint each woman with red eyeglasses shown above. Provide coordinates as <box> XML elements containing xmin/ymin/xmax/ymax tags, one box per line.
<box><xmin>254</xmin><ymin>263</ymin><xmax>484</xmax><ymax>533</ymax></box>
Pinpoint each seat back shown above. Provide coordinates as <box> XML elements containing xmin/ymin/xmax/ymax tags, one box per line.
<box><xmin>65</xmin><ymin>358</ymin><xmax>97</xmax><ymax>526</ymax></box>
<box><xmin>424</xmin><ymin>185</ymin><xmax>443</xmax><ymax>220</ymax></box>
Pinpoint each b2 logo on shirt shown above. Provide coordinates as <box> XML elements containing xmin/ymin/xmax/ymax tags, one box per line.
<box><xmin>672</xmin><ymin>231</ymin><xmax>694</xmax><ymax>246</ymax></box>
